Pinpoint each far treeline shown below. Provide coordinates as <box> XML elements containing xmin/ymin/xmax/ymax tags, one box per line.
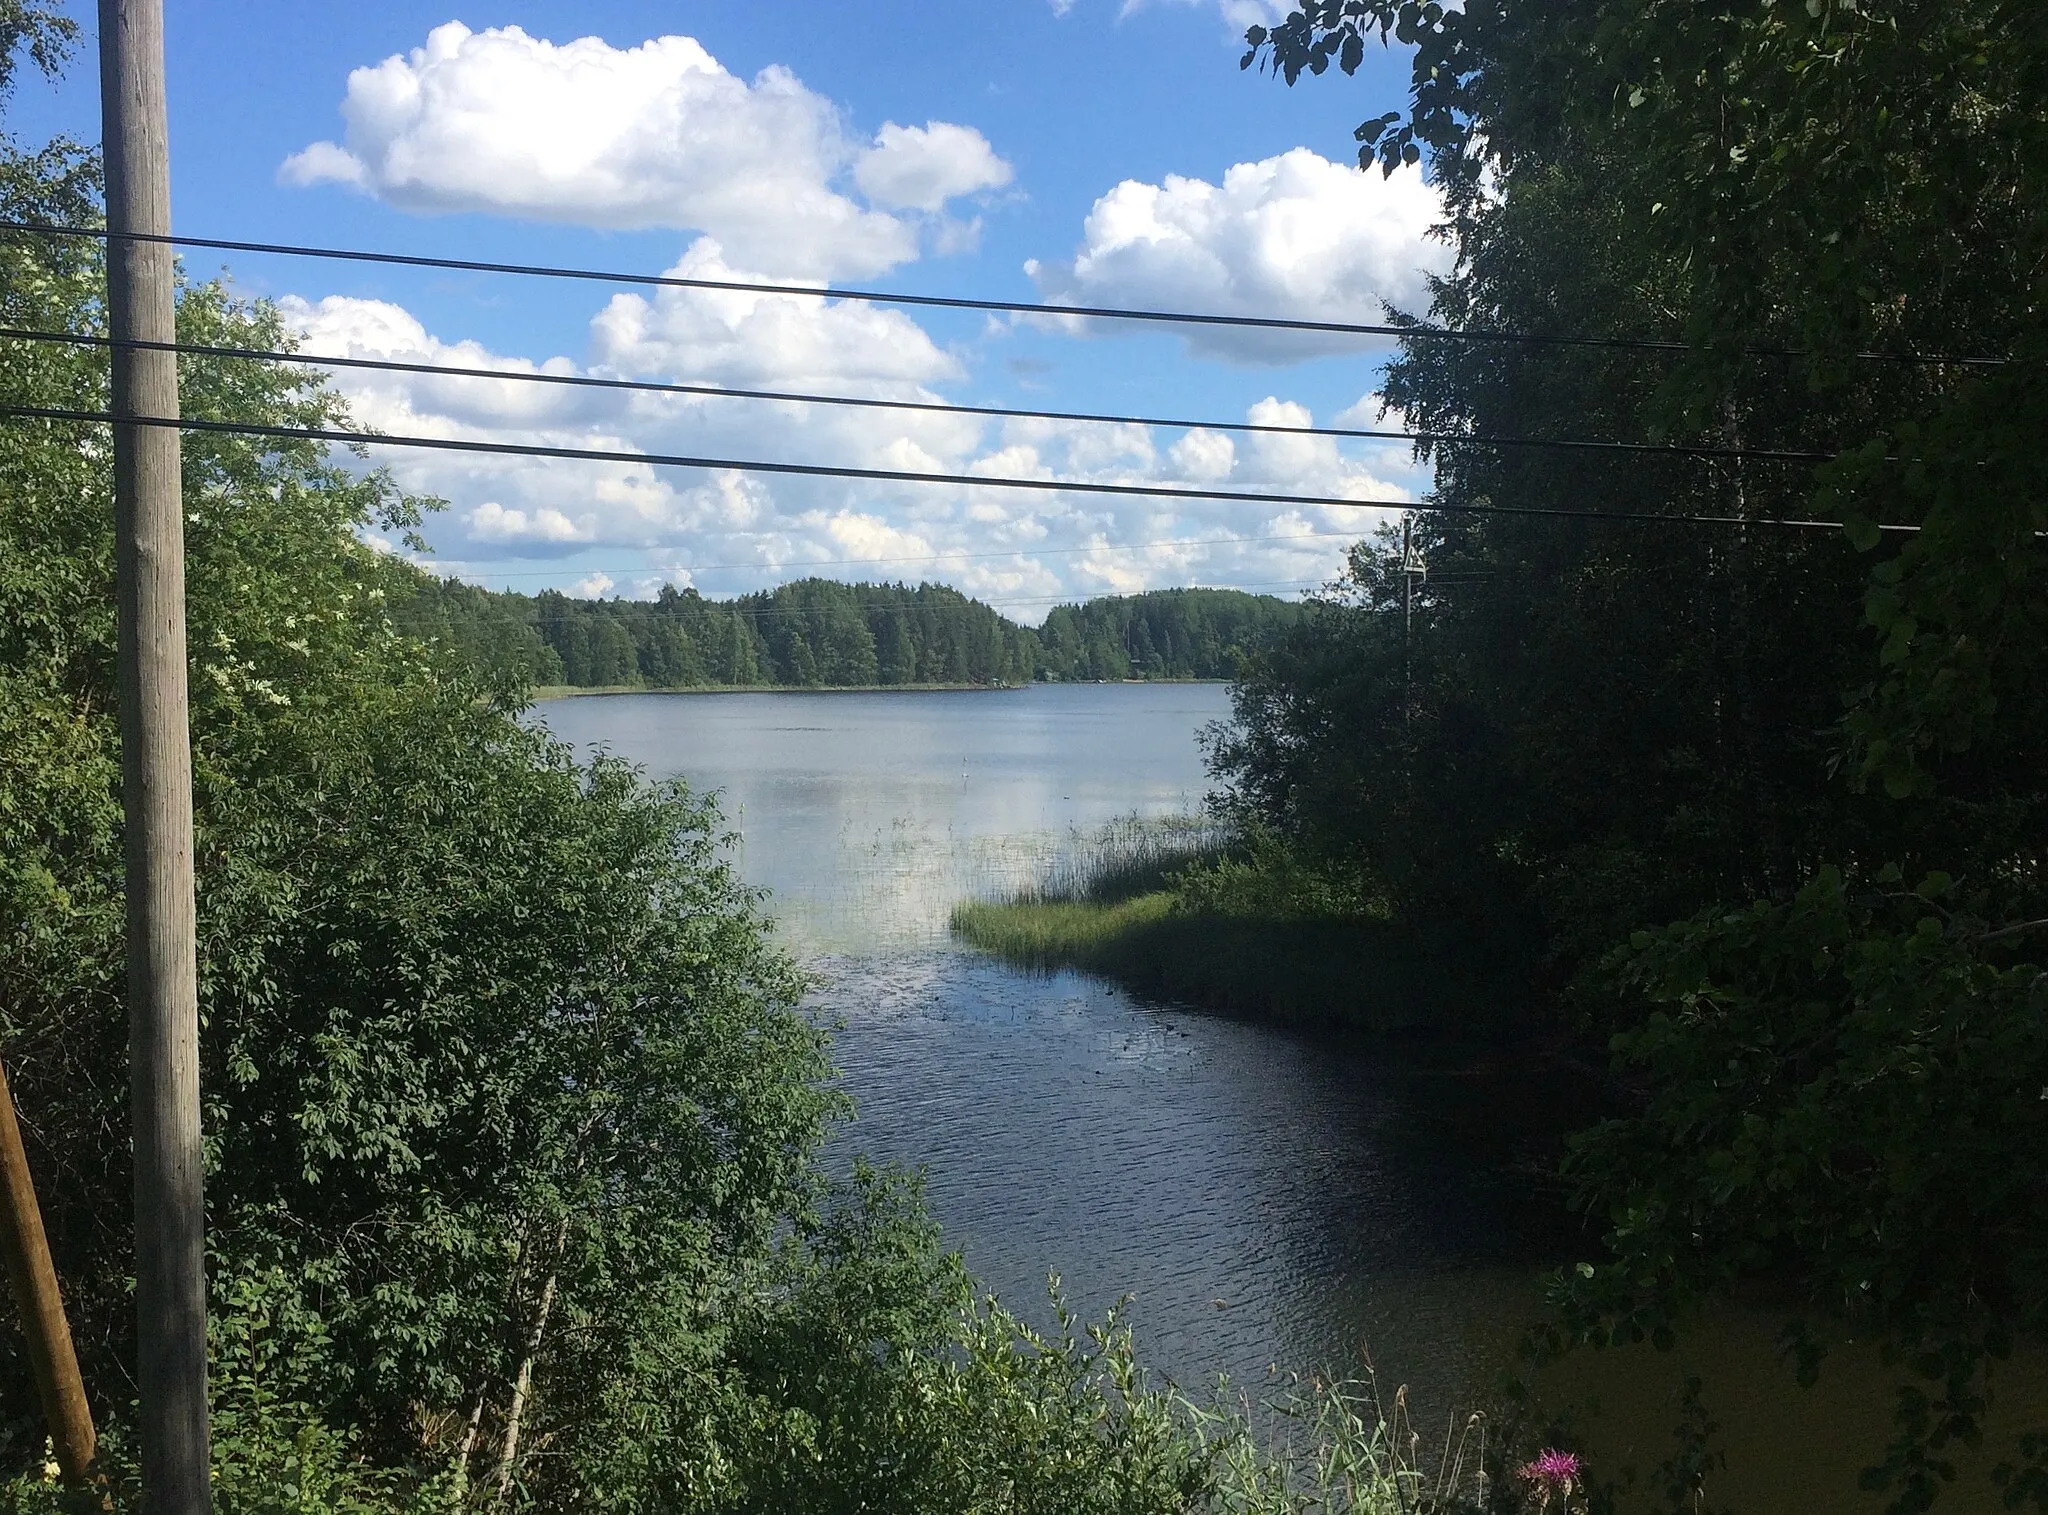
<box><xmin>393</xmin><ymin>576</ymin><xmax>1310</xmax><ymax>690</ymax></box>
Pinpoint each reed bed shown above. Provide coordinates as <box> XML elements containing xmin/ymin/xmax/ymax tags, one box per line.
<box><xmin>1198</xmin><ymin>1372</ymin><xmax>1495</xmax><ymax>1513</ymax></box>
<box><xmin>949</xmin><ymin>816</ymin><xmax>1502</xmax><ymax>1032</ymax></box>
<box><xmin>1020</xmin><ymin>812</ymin><xmax>1236</xmax><ymax>905</ymax></box>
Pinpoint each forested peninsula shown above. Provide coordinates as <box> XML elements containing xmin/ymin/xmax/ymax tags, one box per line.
<box><xmin>396</xmin><ymin>577</ymin><xmax>1308</xmax><ymax>691</ymax></box>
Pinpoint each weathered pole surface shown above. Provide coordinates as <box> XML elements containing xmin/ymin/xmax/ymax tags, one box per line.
<box><xmin>0</xmin><ymin>1055</ymin><xmax>98</xmax><ymax>1484</ymax></box>
<box><xmin>99</xmin><ymin>1</ymin><xmax>211</xmax><ymax>1510</ymax></box>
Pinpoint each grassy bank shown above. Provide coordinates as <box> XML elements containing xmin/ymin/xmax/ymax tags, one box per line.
<box><xmin>950</xmin><ymin>895</ymin><xmax>1470</xmax><ymax>1030</ymax></box>
<box><xmin>949</xmin><ymin>826</ymin><xmax>1518</xmax><ymax>1033</ymax></box>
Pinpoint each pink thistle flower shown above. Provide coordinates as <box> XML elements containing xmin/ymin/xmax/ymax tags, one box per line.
<box><xmin>1517</xmin><ymin>1449</ymin><xmax>1583</xmax><ymax>1490</ymax></box>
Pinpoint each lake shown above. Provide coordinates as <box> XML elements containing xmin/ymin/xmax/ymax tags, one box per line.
<box><xmin>538</xmin><ymin>683</ymin><xmax>2027</xmax><ymax>1512</ymax></box>
<box><xmin>537</xmin><ymin>684</ymin><xmax>1553</xmax><ymax>1401</ymax></box>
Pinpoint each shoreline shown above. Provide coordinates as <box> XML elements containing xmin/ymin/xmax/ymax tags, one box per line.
<box><xmin>948</xmin><ymin>893</ymin><xmax>1517</xmax><ymax>1036</ymax></box>
<box><xmin>532</xmin><ymin>681</ymin><xmax>1026</xmax><ymax>699</ymax></box>
<box><xmin>531</xmin><ymin>679</ymin><xmax>1231</xmax><ymax>700</ymax></box>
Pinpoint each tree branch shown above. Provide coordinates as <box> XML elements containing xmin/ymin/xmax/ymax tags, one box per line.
<box><xmin>1979</xmin><ymin>917</ymin><xmax>2048</xmax><ymax>945</ymax></box>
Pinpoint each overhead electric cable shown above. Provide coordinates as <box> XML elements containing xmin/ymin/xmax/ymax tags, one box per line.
<box><xmin>0</xmin><ymin>326</ymin><xmax>1839</xmax><ymax>463</ymax></box>
<box><xmin>0</xmin><ymin>221</ymin><xmax>2003</xmax><ymax>367</ymax></box>
<box><xmin>0</xmin><ymin>402</ymin><xmax>1915</xmax><ymax>534</ymax></box>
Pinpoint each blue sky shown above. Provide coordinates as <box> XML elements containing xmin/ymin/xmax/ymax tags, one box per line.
<box><xmin>8</xmin><ymin>1</ymin><xmax>1438</xmax><ymax>619</ymax></box>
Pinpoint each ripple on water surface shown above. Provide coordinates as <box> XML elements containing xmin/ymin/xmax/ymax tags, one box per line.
<box><xmin>819</xmin><ymin>949</ymin><xmax>1556</xmax><ymax>1406</ymax></box>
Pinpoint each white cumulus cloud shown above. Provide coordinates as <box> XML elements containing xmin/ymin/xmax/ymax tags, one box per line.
<box><xmin>470</xmin><ymin>502</ymin><xmax>591</xmax><ymax>545</ymax></box>
<box><xmin>280</xmin><ymin>22</ymin><xmax>1007</xmax><ymax>279</ymax></box>
<box><xmin>1170</xmin><ymin>428</ymin><xmax>1236</xmax><ymax>481</ymax></box>
<box><xmin>1027</xmin><ymin>149</ymin><xmax>1450</xmax><ymax>362</ymax></box>
<box><xmin>278</xmin><ymin>281</ymin><xmax>1428</xmax><ymax>605</ymax></box>
<box><xmin>854</xmin><ymin>121</ymin><xmax>1013</xmax><ymax>212</ymax></box>
<box><xmin>589</xmin><ymin>239</ymin><xmax>965</xmax><ymax>393</ymax></box>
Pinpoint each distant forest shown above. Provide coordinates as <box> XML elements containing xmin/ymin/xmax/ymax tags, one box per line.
<box><xmin>391</xmin><ymin>577</ymin><xmax>1312</xmax><ymax>690</ymax></box>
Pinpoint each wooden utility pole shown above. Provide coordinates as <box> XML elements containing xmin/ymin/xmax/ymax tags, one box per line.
<box><xmin>99</xmin><ymin>2</ymin><xmax>211</xmax><ymax>1510</ymax></box>
<box><xmin>1401</xmin><ymin>514</ymin><xmax>1414</xmax><ymax>723</ymax></box>
<box><xmin>0</xmin><ymin>1056</ymin><xmax>97</xmax><ymax>1485</ymax></box>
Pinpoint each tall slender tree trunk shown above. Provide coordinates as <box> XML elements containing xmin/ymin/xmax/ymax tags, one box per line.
<box><xmin>450</xmin><ymin>1388</ymin><xmax>487</xmax><ymax>1502</ymax></box>
<box><xmin>1722</xmin><ymin>400</ymin><xmax>1763</xmax><ymax>882</ymax></box>
<box><xmin>492</xmin><ymin>1218</ymin><xmax>568</xmax><ymax>1502</ymax></box>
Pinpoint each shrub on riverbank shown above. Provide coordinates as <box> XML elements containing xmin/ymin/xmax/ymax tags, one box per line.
<box><xmin>4</xmin><ymin>1229</ymin><xmax>1487</xmax><ymax>1514</ymax></box>
<box><xmin>0</xmin><ymin>177</ymin><xmax>849</xmax><ymax>1500</ymax></box>
<box><xmin>952</xmin><ymin>834</ymin><xmax>1519</xmax><ymax>1032</ymax></box>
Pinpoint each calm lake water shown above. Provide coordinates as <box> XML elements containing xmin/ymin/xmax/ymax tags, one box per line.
<box><xmin>537</xmin><ymin>685</ymin><xmax>2026</xmax><ymax>1512</ymax></box>
<box><xmin>538</xmin><ymin>685</ymin><xmax>1552</xmax><ymax>1406</ymax></box>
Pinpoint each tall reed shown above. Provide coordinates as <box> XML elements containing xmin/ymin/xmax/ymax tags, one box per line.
<box><xmin>1022</xmin><ymin>813</ymin><xmax>1235</xmax><ymax>905</ymax></box>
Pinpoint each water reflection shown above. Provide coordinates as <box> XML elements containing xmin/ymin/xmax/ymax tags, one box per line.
<box><xmin>819</xmin><ymin>952</ymin><xmax>1552</xmax><ymax>1405</ymax></box>
<box><xmin>540</xmin><ymin>686</ymin><xmax>1220</xmax><ymax>951</ymax></box>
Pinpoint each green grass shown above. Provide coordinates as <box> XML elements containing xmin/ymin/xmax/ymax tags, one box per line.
<box><xmin>950</xmin><ymin>894</ymin><xmax>1480</xmax><ymax>1030</ymax></box>
<box><xmin>949</xmin><ymin>891</ymin><xmax>1178</xmax><ymax>959</ymax></box>
<box><xmin>1025</xmin><ymin>813</ymin><xmax>1234</xmax><ymax>904</ymax></box>
<box><xmin>951</xmin><ymin>825</ymin><xmax>1517</xmax><ymax>1033</ymax></box>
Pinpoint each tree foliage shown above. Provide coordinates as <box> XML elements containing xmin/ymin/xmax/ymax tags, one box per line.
<box><xmin>0</xmin><ymin>1</ymin><xmax>73</xmax><ymax>103</ymax></box>
<box><xmin>1037</xmin><ymin>588</ymin><xmax>1309</xmax><ymax>682</ymax></box>
<box><xmin>402</xmin><ymin>578</ymin><xmax>1304</xmax><ymax>691</ymax></box>
<box><xmin>0</xmin><ymin>130</ymin><xmax>869</xmax><ymax>1503</ymax></box>
<box><xmin>397</xmin><ymin>577</ymin><xmax>1041</xmax><ymax>691</ymax></box>
<box><xmin>1232</xmin><ymin>2</ymin><xmax>2047</xmax><ymax>1508</ymax></box>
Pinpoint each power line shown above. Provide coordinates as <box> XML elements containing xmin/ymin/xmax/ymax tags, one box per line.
<box><xmin>0</xmin><ymin>326</ymin><xmax>1838</xmax><ymax>463</ymax></box>
<box><xmin>0</xmin><ymin>404</ymin><xmax>1914</xmax><ymax>534</ymax></box>
<box><xmin>0</xmin><ymin>221</ymin><xmax>2004</xmax><ymax>367</ymax></box>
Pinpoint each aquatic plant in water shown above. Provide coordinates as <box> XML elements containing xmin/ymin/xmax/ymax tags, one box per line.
<box><xmin>1029</xmin><ymin>812</ymin><xmax>1236</xmax><ymax>904</ymax></box>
